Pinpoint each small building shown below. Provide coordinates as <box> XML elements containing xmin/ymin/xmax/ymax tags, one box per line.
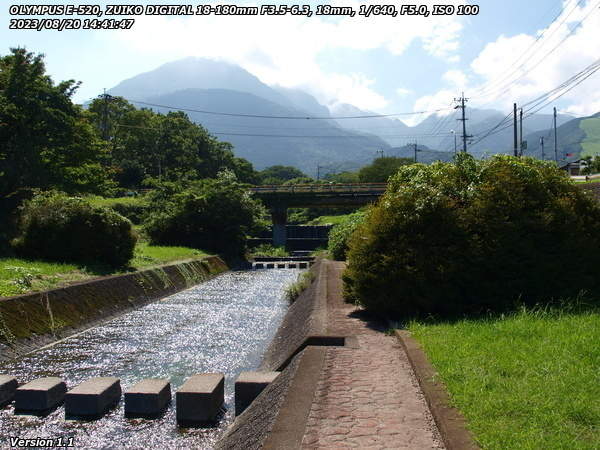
<box><xmin>559</xmin><ymin>159</ymin><xmax>586</xmax><ymax>176</ymax></box>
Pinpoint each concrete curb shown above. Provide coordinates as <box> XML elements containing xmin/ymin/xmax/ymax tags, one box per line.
<box><xmin>262</xmin><ymin>346</ymin><xmax>326</xmax><ymax>450</ymax></box>
<box><xmin>395</xmin><ymin>330</ymin><xmax>480</xmax><ymax>450</ymax></box>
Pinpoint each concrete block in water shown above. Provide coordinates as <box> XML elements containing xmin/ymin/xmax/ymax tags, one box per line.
<box><xmin>0</xmin><ymin>376</ymin><xmax>18</xmax><ymax>406</ymax></box>
<box><xmin>277</xmin><ymin>263</ymin><xmax>286</xmax><ymax>268</ymax></box>
<box><xmin>298</xmin><ymin>262</ymin><xmax>308</xmax><ymax>269</ymax></box>
<box><xmin>235</xmin><ymin>371</ymin><xmax>280</xmax><ymax>415</ymax></box>
<box><xmin>65</xmin><ymin>377</ymin><xmax>121</xmax><ymax>417</ymax></box>
<box><xmin>15</xmin><ymin>377</ymin><xmax>66</xmax><ymax>412</ymax></box>
<box><xmin>176</xmin><ymin>373</ymin><xmax>224</xmax><ymax>424</ymax></box>
<box><xmin>266</xmin><ymin>263</ymin><xmax>275</xmax><ymax>269</ymax></box>
<box><xmin>287</xmin><ymin>263</ymin><xmax>297</xmax><ymax>269</ymax></box>
<box><xmin>255</xmin><ymin>263</ymin><xmax>264</xmax><ymax>269</ymax></box>
<box><xmin>125</xmin><ymin>378</ymin><xmax>171</xmax><ymax>417</ymax></box>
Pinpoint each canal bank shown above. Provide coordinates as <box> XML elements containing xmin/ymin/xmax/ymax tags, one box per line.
<box><xmin>0</xmin><ymin>268</ymin><xmax>301</xmax><ymax>449</ymax></box>
<box><xmin>217</xmin><ymin>260</ymin><xmax>448</xmax><ymax>450</ymax></box>
<box><xmin>0</xmin><ymin>256</ymin><xmax>227</xmax><ymax>361</ymax></box>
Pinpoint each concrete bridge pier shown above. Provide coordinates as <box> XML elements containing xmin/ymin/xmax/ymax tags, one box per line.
<box><xmin>271</xmin><ymin>207</ymin><xmax>288</xmax><ymax>247</ymax></box>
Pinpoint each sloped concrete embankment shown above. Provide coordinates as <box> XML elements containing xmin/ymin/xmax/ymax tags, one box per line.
<box><xmin>0</xmin><ymin>256</ymin><xmax>228</xmax><ymax>361</ymax></box>
<box><xmin>216</xmin><ymin>259</ymin><xmax>331</xmax><ymax>450</ymax></box>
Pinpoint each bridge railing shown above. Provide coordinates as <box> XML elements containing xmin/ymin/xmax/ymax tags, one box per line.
<box><xmin>250</xmin><ymin>183</ymin><xmax>387</xmax><ymax>194</ymax></box>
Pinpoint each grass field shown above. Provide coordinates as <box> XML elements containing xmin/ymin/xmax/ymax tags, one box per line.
<box><xmin>409</xmin><ymin>305</ymin><xmax>600</xmax><ymax>449</ymax></box>
<box><xmin>0</xmin><ymin>243</ymin><xmax>207</xmax><ymax>297</ymax></box>
<box><xmin>86</xmin><ymin>195</ymin><xmax>148</xmax><ymax>208</ymax></box>
<box><xmin>307</xmin><ymin>214</ymin><xmax>352</xmax><ymax>225</ymax></box>
<box><xmin>580</xmin><ymin>118</ymin><xmax>600</xmax><ymax>158</ymax></box>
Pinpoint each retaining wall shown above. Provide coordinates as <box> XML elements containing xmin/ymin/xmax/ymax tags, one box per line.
<box><xmin>0</xmin><ymin>256</ymin><xmax>228</xmax><ymax>361</ymax></box>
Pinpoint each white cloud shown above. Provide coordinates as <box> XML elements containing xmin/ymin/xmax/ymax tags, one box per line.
<box><xmin>468</xmin><ymin>0</ymin><xmax>600</xmax><ymax>115</ymax></box>
<box><xmin>396</xmin><ymin>88</ymin><xmax>412</xmax><ymax>97</ymax></box>
<box><xmin>410</xmin><ymin>0</ymin><xmax>600</xmax><ymax>127</ymax></box>
<box><xmin>443</xmin><ymin>70</ymin><xmax>468</xmax><ymax>89</ymax></box>
<box><xmin>107</xmin><ymin>0</ymin><xmax>465</xmax><ymax>111</ymax></box>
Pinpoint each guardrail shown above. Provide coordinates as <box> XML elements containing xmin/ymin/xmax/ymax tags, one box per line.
<box><xmin>250</xmin><ymin>183</ymin><xmax>387</xmax><ymax>194</ymax></box>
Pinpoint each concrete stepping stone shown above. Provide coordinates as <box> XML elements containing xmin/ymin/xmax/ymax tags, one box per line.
<box><xmin>235</xmin><ymin>371</ymin><xmax>280</xmax><ymax>415</ymax></box>
<box><xmin>288</xmin><ymin>263</ymin><xmax>297</xmax><ymax>268</ymax></box>
<box><xmin>0</xmin><ymin>376</ymin><xmax>18</xmax><ymax>406</ymax></box>
<box><xmin>125</xmin><ymin>378</ymin><xmax>171</xmax><ymax>418</ymax></box>
<box><xmin>65</xmin><ymin>377</ymin><xmax>121</xmax><ymax>418</ymax></box>
<box><xmin>266</xmin><ymin>263</ymin><xmax>275</xmax><ymax>269</ymax></box>
<box><xmin>176</xmin><ymin>373</ymin><xmax>224</xmax><ymax>425</ymax></box>
<box><xmin>15</xmin><ymin>377</ymin><xmax>66</xmax><ymax>412</ymax></box>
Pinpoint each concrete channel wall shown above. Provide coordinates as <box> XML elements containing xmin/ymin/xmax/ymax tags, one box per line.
<box><xmin>216</xmin><ymin>259</ymin><xmax>330</xmax><ymax>449</ymax></box>
<box><xmin>0</xmin><ymin>256</ymin><xmax>228</xmax><ymax>362</ymax></box>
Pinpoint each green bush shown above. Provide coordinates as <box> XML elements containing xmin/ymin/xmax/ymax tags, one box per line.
<box><xmin>328</xmin><ymin>211</ymin><xmax>366</xmax><ymax>260</ymax></box>
<box><xmin>344</xmin><ymin>154</ymin><xmax>600</xmax><ymax>317</ymax></box>
<box><xmin>144</xmin><ymin>171</ymin><xmax>265</xmax><ymax>257</ymax></box>
<box><xmin>87</xmin><ymin>197</ymin><xmax>149</xmax><ymax>225</ymax></box>
<box><xmin>12</xmin><ymin>192</ymin><xmax>137</xmax><ymax>267</ymax></box>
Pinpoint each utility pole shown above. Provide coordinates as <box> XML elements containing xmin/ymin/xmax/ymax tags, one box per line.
<box><xmin>414</xmin><ymin>141</ymin><xmax>419</xmax><ymax>163</ymax></box>
<box><xmin>99</xmin><ymin>88</ymin><xmax>114</xmax><ymax>141</ymax></box>
<box><xmin>554</xmin><ymin>107</ymin><xmax>558</xmax><ymax>163</ymax></box>
<box><xmin>454</xmin><ymin>93</ymin><xmax>472</xmax><ymax>153</ymax></box>
<box><xmin>451</xmin><ymin>130</ymin><xmax>457</xmax><ymax>155</ymax></box>
<box><xmin>376</xmin><ymin>149</ymin><xmax>384</xmax><ymax>159</ymax></box>
<box><xmin>513</xmin><ymin>103</ymin><xmax>518</xmax><ymax>157</ymax></box>
<box><xmin>316</xmin><ymin>164</ymin><xmax>322</xmax><ymax>181</ymax></box>
<box><xmin>540</xmin><ymin>136</ymin><xmax>545</xmax><ymax>160</ymax></box>
<box><xmin>519</xmin><ymin>108</ymin><xmax>524</xmax><ymax>156</ymax></box>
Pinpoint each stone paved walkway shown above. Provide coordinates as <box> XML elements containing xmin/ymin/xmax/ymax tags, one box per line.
<box><xmin>300</xmin><ymin>261</ymin><xmax>444</xmax><ymax>449</ymax></box>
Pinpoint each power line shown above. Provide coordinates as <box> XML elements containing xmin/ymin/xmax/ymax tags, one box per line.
<box><xmin>474</xmin><ymin>0</ymin><xmax>599</xmax><ymax>103</ymax></box>
<box><xmin>125</xmin><ymin>98</ymin><xmax>452</xmax><ymax>120</ymax></box>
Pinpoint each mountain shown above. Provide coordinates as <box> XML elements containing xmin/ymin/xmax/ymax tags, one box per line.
<box><xmin>107</xmin><ymin>56</ymin><xmax>590</xmax><ymax>172</ymax></box>
<box><xmin>387</xmin><ymin>144</ymin><xmax>454</xmax><ymax>164</ymax></box>
<box><xmin>109</xmin><ymin>57</ymin><xmax>293</xmax><ymax>108</ymax></box>
<box><xmin>273</xmin><ymin>86</ymin><xmax>332</xmax><ymax>118</ymax></box>
<box><xmin>108</xmin><ymin>58</ymin><xmax>390</xmax><ymax>172</ymax></box>
<box><xmin>144</xmin><ymin>88</ymin><xmax>390</xmax><ymax>172</ymax></box>
<box><xmin>331</xmin><ymin>103</ymin><xmax>575</xmax><ymax>159</ymax></box>
<box><xmin>519</xmin><ymin>112</ymin><xmax>600</xmax><ymax>162</ymax></box>
<box><xmin>328</xmin><ymin>103</ymin><xmax>411</xmax><ymax>148</ymax></box>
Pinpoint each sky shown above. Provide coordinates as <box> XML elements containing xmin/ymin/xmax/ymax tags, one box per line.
<box><xmin>2</xmin><ymin>0</ymin><xmax>600</xmax><ymax>125</ymax></box>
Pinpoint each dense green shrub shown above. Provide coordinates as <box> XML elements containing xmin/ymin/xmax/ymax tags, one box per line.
<box><xmin>87</xmin><ymin>197</ymin><xmax>149</xmax><ymax>225</ymax></box>
<box><xmin>144</xmin><ymin>171</ymin><xmax>265</xmax><ymax>257</ymax></box>
<box><xmin>12</xmin><ymin>192</ymin><xmax>137</xmax><ymax>267</ymax></box>
<box><xmin>344</xmin><ymin>154</ymin><xmax>600</xmax><ymax>317</ymax></box>
<box><xmin>327</xmin><ymin>211</ymin><xmax>366</xmax><ymax>260</ymax></box>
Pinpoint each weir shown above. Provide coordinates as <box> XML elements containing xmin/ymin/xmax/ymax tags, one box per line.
<box><xmin>0</xmin><ymin>269</ymin><xmax>301</xmax><ymax>448</ymax></box>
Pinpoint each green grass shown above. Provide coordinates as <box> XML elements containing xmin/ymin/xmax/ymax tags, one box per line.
<box><xmin>86</xmin><ymin>196</ymin><xmax>148</xmax><ymax>208</ymax></box>
<box><xmin>131</xmin><ymin>242</ymin><xmax>207</xmax><ymax>268</ymax></box>
<box><xmin>0</xmin><ymin>243</ymin><xmax>208</xmax><ymax>297</ymax></box>
<box><xmin>409</xmin><ymin>305</ymin><xmax>600</xmax><ymax>449</ymax></box>
<box><xmin>249</xmin><ymin>244</ymin><xmax>289</xmax><ymax>258</ymax></box>
<box><xmin>306</xmin><ymin>214</ymin><xmax>352</xmax><ymax>225</ymax></box>
<box><xmin>580</xmin><ymin>118</ymin><xmax>600</xmax><ymax>158</ymax></box>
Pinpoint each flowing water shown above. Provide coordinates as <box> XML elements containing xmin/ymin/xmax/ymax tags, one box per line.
<box><xmin>0</xmin><ymin>269</ymin><xmax>300</xmax><ymax>449</ymax></box>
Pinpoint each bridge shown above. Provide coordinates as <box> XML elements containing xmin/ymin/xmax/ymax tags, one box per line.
<box><xmin>250</xmin><ymin>183</ymin><xmax>387</xmax><ymax>246</ymax></box>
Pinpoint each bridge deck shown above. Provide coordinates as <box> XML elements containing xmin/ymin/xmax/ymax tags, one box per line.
<box><xmin>250</xmin><ymin>183</ymin><xmax>387</xmax><ymax>195</ymax></box>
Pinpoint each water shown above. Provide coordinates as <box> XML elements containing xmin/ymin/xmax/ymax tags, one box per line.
<box><xmin>0</xmin><ymin>269</ymin><xmax>300</xmax><ymax>449</ymax></box>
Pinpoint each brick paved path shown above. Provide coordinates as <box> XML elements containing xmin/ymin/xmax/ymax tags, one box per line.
<box><xmin>301</xmin><ymin>261</ymin><xmax>444</xmax><ymax>449</ymax></box>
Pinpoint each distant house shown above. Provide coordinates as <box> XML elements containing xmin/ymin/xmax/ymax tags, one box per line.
<box><xmin>559</xmin><ymin>159</ymin><xmax>586</xmax><ymax>176</ymax></box>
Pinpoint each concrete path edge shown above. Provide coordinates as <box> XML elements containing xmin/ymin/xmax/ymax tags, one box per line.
<box><xmin>262</xmin><ymin>346</ymin><xmax>327</xmax><ymax>450</ymax></box>
<box><xmin>395</xmin><ymin>330</ymin><xmax>480</xmax><ymax>450</ymax></box>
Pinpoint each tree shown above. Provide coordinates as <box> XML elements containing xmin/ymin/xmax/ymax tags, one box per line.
<box><xmin>344</xmin><ymin>154</ymin><xmax>600</xmax><ymax>317</ymax></box>
<box><xmin>85</xmin><ymin>97</ymin><xmax>260</xmax><ymax>188</ymax></box>
<box><xmin>358</xmin><ymin>157</ymin><xmax>413</xmax><ymax>183</ymax></box>
<box><xmin>259</xmin><ymin>165</ymin><xmax>307</xmax><ymax>184</ymax></box>
<box><xmin>143</xmin><ymin>171</ymin><xmax>266</xmax><ymax>258</ymax></box>
<box><xmin>0</xmin><ymin>48</ymin><xmax>114</xmax><ymax>196</ymax></box>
